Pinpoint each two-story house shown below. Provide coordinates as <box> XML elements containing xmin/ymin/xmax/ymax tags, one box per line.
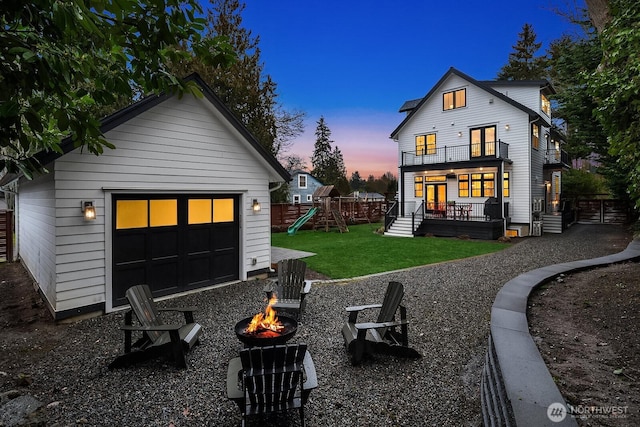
<box><xmin>289</xmin><ymin>170</ymin><xmax>324</xmax><ymax>204</ymax></box>
<box><xmin>386</xmin><ymin>67</ymin><xmax>570</xmax><ymax>239</ymax></box>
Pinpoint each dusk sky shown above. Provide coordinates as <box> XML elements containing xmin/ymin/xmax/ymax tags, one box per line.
<box><xmin>240</xmin><ymin>1</ymin><xmax>586</xmax><ymax>179</ymax></box>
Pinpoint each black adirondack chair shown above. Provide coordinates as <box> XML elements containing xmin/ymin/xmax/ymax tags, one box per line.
<box><xmin>341</xmin><ymin>281</ymin><xmax>421</xmax><ymax>365</ymax></box>
<box><xmin>108</xmin><ymin>284</ymin><xmax>202</xmax><ymax>369</ymax></box>
<box><xmin>226</xmin><ymin>343</ymin><xmax>318</xmax><ymax>426</ymax></box>
<box><xmin>264</xmin><ymin>259</ymin><xmax>312</xmax><ymax>321</ymax></box>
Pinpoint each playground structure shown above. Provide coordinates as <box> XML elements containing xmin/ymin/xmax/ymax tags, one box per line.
<box><xmin>281</xmin><ymin>186</ymin><xmax>387</xmax><ymax>234</ymax></box>
<box><xmin>287</xmin><ymin>207</ymin><xmax>318</xmax><ymax>235</ymax></box>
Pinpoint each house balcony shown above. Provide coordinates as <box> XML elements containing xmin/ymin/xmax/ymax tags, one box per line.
<box><xmin>544</xmin><ymin>149</ymin><xmax>571</xmax><ymax>168</ymax></box>
<box><xmin>401</xmin><ymin>141</ymin><xmax>509</xmax><ymax>168</ymax></box>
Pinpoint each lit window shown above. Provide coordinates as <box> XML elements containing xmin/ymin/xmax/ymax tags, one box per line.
<box><xmin>458</xmin><ymin>174</ymin><xmax>469</xmax><ymax>197</ymax></box>
<box><xmin>188</xmin><ymin>199</ymin><xmax>212</xmax><ymax>225</ymax></box>
<box><xmin>415</xmin><ymin>135</ymin><xmax>425</xmax><ymax>155</ymax></box>
<box><xmin>116</xmin><ymin>200</ymin><xmax>148</xmax><ymax>229</ymax></box>
<box><xmin>213</xmin><ymin>198</ymin><xmax>234</xmax><ymax>223</ymax></box>
<box><xmin>414</xmin><ymin>176</ymin><xmax>423</xmax><ymax>197</ymax></box>
<box><xmin>503</xmin><ymin>172</ymin><xmax>510</xmax><ymax>197</ymax></box>
<box><xmin>471</xmin><ymin>173</ymin><xmax>495</xmax><ymax>197</ymax></box>
<box><xmin>150</xmin><ymin>199</ymin><xmax>177</xmax><ymax>227</ymax></box>
<box><xmin>532</xmin><ymin>124</ymin><xmax>540</xmax><ymax>150</ymax></box>
<box><xmin>416</xmin><ymin>134</ymin><xmax>436</xmax><ymax>155</ymax></box>
<box><xmin>470</xmin><ymin>126</ymin><xmax>496</xmax><ymax>157</ymax></box>
<box><xmin>443</xmin><ymin>88</ymin><xmax>466</xmax><ymax>110</ymax></box>
<box><xmin>541</xmin><ymin>94</ymin><xmax>551</xmax><ymax>116</ymax></box>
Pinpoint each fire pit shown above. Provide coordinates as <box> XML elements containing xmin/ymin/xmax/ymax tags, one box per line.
<box><xmin>234</xmin><ymin>295</ymin><xmax>298</xmax><ymax>347</ymax></box>
<box><xmin>235</xmin><ymin>315</ymin><xmax>298</xmax><ymax>347</ymax></box>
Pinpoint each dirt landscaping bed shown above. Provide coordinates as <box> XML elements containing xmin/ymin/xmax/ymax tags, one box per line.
<box><xmin>528</xmin><ymin>261</ymin><xmax>640</xmax><ymax>426</ymax></box>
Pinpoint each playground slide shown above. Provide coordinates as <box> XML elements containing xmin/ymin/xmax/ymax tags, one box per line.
<box><xmin>287</xmin><ymin>207</ymin><xmax>318</xmax><ymax>235</ymax></box>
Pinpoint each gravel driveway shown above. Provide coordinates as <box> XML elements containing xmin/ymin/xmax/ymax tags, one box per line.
<box><xmin>14</xmin><ymin>224</ymin><xmax>634</xmax><ymax>426</ymax></box>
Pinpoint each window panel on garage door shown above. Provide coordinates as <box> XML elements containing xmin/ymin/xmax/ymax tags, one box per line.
<box><xmin>113</xmin><ymin>195</ymin><xmax>239</xmax><ymax>307</ymax></box>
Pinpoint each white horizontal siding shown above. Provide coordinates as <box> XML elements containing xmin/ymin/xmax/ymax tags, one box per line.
<box><xmin>396</xmin><ymin>73</ymin><xmax>537</xmax><ymax>224</ymax></box>
<box><xmin>17</xmin><ymin>170</ymin><xmax>57</xmax><ymax>309</ymax></box>
<box><xmin>21</xmin><ymin>93</ymin><xmax>282</xmax><ymax>315</ymax></box>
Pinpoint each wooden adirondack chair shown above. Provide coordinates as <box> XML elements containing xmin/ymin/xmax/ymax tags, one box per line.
<box><xmin>341</xmin><ymin>281</ymin><xmax>421</xmax><ymax>365</ymax></box>
<box><xmin>226</xmin><ymin>343</ymin><xmax>318</xmax><ymax>427</ymax></box>
<box><xmin>108</xmin><ymin>284</ymin><xmax>202</xmax><ymax>369</ymax></box>
<box><xmin>264</xmin><ymin>259</ymin><xmax>312</xmax><ymax>321</ymax></box>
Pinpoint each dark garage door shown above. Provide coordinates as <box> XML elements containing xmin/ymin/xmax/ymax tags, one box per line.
<box><xmin>112</xmin><ymin>194</ymin><xmax>239</xmax><ymax>307</ymax></box>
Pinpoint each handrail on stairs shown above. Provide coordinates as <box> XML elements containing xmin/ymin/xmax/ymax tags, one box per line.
<box><xmin>384</xmin><ymin>201</ymin><xmax>398</xmax><ymax>231</ymax></box>
<box><xmin>411</xmin><ymin>201</ymin><xmax>424</xmax><ymax>234</ymax></box>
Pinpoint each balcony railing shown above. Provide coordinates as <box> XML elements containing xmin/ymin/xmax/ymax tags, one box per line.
<box><xmin>544</xmin><ymin>149</ymin><xmax>571</xmax><ymax>166</ymax></box>
<box><xmin>402</xmin><ymin>140</ymin><xmax>509</xmax><ymax>167</ymax></box>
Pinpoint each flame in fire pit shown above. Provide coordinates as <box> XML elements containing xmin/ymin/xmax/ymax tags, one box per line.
<box><xmin>245</xmin><ymin>295</ymin><xmax>284</xmax><ymax>335</ymax></box>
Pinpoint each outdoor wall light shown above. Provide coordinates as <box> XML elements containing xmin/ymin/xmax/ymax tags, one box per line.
<box><xmin>458</xmin><ymin>131</ymin><xmax>462</xmax><ymax>137</ymax></box>
<box><xmin>252</xmin><ymin>199</ymin><xmax>261</xmax><ymax>212</ymax></box>
<box><xmin>81</xmin><ymin>200</ymin><xmax>96</xmax><ymax>221</ymax></box>
<box><xmin>505</xmin><ymin>124</ymin><xmax>510</xmax><ymax>131</ymax></box>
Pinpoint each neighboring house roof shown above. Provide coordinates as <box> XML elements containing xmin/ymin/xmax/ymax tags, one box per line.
<box><xmin>1</xmin><ymin>73</ymin><xmax>290</xmax><ymax>184</ymax></box>
<box><xmin>290</xmin><ymin>170</ymin><xmax>323</xmax><ymax>183</ymax></box>
<box><xmin>390</xmin><ymin>67</ymin><xmax>552</xmax><ymax>139</ymax></box>
<box><xmin>348</xmin><ymin>191</ymin><xmax>385</xmax><ymax>200</ymax></box>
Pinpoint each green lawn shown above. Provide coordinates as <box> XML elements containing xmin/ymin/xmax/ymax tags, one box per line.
<box><xmin>271</xmin><ymin>223</ymin><xmax>509</xmax><ymax>279</ymax></box>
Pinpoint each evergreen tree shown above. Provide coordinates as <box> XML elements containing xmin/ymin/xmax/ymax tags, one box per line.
<box><xmin>168</xmin><ymin>0</ymin><xmax>304</xmax><ymax>157</ymax></box>
<box><xmin>349</xmin><ymin>171</ymin><xmax>365</xmax><ymax>191</ymax></box>
<box><xmin>586</xmin><ymin>0</ymin><xmax>640</xmax><ymax>207</ymax></box>
<box><xmin>547</xmin><ymin>30</ymin><xmax>606</xmax><ymax>161</ymax></box>
<box><xmin>310</xmin><ymin>116</ymin><xmax>349</xmax><ymax>193</ymax></box>
<box><xmin>311</xmin><ymin>116</ymin><xmax>333</xmax><ymax>182</ymax></box>
<box><xmin>497</xmin><ymin>23</ymin><xmax>547</xmax><ymax>80</ymax></box>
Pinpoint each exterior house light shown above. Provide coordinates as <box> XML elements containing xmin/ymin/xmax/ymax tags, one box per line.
<box><xmin>458</xmin><ymin>131</ymin><xmax>462</xmax><ymax>137</ymax></box>
<box><xmin>252</xmin><ymin>199</ymin><xmax>261</xmax><ymax>212</ymax></box>
<box><xmin>81</xmin><ymin>200</ymin><xmax>96</xmax><ymax>221</ymax></box>
<box><xmin>505</xmin><ymin>124</ymin><xmax>510</xmax><ymax>130</ymax></box>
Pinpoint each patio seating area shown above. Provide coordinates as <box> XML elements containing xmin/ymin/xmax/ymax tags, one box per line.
<box><xmin>3</xmin><ymin>224</ymin><xmax>632</xmax><ymax>425</ymax></box>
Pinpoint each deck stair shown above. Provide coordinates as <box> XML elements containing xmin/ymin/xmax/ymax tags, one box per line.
<box><xmin>542</xmin><ymin>214</ymin><xmax>562</xmax><ymax>234</ymax></box>
<box><xmin>384</xmin><ymin>217</ymin><xmax>414</xmax><ymax>238</ymax></box>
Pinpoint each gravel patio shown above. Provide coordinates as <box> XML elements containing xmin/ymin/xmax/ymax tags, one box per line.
<box><xmin>5</xmin><ymin>224</ymin><xmax>634</xmax><ymax>426</ymax></box>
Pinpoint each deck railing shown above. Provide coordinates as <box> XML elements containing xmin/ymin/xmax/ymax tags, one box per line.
<box><xmin>401</xmin><ymin>140</ymin><xmax>509</xmax><ymax>166</ymax></box>
<box><xmin>420</xmin><ymin>201</ymin><xmax>509</xmax><ymax>221</ymax></box>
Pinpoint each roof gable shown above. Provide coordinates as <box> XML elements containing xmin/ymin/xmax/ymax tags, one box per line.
<box><xmin>28</xmin><ymin>74</ymin><xmax>290</xmax><ymax>182</ymax></box>
<box><xmin>390</xmin><ymin>67</ymin><xmax>549</xmax><ymax>139</ymax></box>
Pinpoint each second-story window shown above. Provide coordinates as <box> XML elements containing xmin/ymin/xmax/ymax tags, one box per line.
<box><xmin>532</xmin><ymin>124</ymin><xmax>540</xmax><ymax>150</ymax></box>
<box><xmin>541</xmin><ymin>94</ymin><xmax>551</xmax><ymax>116</ymax></box>
<box><xmin>416</xmin><ymin>134</ymin><xmax>436</xmax><ymax>155</ymax></box>
<box><xmin>470</xmin><ymin>125</ymin><xmax>496</xmax><ymax>158</ymax></box>
<box><xmin>298</xmin><ymin>174</ymin><xmax>307</xmax><ymax>189</ymax></box>
<box><xmin>443</xmin><ymin>88</ymin><xmax>466</xmax><ymax>110</ymax></box>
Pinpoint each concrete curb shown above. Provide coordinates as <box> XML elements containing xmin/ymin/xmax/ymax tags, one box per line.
<box><xmin>481</xmin><ymin>239</ymin><xmax>640</xmax><ymax>426</ymax></box>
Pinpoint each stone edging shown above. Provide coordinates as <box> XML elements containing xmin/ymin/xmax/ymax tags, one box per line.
<box><xmin>481</xmin><ymin>239</ymin><xmax>640</xmax><ymax>427</ymax></box>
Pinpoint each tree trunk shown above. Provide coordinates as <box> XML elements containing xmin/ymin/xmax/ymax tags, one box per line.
<box><xmin>585</xmin><ymin>0</ymin><xmax>611</xmax><ymax>33</ymax></box>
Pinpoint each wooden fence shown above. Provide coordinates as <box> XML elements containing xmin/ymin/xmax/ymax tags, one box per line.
<box><xmin>0</xmin><ymin>210</ymin><xmax>13</xmax><ymax>262</ymax></box>
<box><xmin>576</xmin><ymin>199</ymin><xmax>632</xmax><ymax>224</ymax></box>
<box><xmin>271</xmin><ymin>200</ymin><xmax>387</xmax><ymax>231</ymax></box>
